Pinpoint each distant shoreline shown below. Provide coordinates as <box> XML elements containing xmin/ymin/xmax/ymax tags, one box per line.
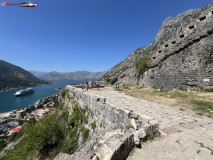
<box><xmin>0</xmin><ymin>87</ymin><xmax>21</xmax><ymax>93</ymax></box>
<box><xmin>0</xmin><ymin>82</ymin><xmax>54</xmax><ymax>93</ymax></box>
<box><xmin>0</xmin><ymin>81</ymin><xmax>75</xmax><ymax>114</ymax></box>
<box><xmin>0</xmin><ymin>91</ymin><xmax>60</xmax><ymax>116</ymax></box>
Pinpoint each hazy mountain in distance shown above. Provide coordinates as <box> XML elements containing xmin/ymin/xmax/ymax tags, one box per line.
<box><xmin>30</xmin><ymin>71</ymin><xmax>49</xmax><ymax>77</ymax></box>
<box><xmin>31</xmin><ymin>71</ymin><xmax>106</xmax><ymax>81</ymax></box>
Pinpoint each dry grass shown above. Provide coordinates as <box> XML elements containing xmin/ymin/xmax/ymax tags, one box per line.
<box><xmin>119</xmin><ymin>84</ymin><xmax>213</xmax><ymax>118</ymax></box>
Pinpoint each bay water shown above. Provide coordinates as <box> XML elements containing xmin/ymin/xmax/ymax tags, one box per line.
<box><xmin>0</xmin><ymin>81</ymin><xmax>83</xmax><ymax>113</ymax></box>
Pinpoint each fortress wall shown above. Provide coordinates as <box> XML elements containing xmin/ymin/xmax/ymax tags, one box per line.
<box><xmin>54</xmin><ymin>85</ymin><xmax>159</xmax><ymax>160</ymax></box>
<box><xmin>120</xmin><ymin>6</ymin><xmax>213</xmax><ymax>90</ymax></box>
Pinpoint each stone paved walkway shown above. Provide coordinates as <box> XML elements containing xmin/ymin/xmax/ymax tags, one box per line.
<box><xmin>86</xmin><ymin>87</ymin><xmax>213</xmax><ymax>160</ymax></box>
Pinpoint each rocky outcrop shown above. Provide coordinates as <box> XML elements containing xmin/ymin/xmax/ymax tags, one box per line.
<box><xmin>54</xmin><ymin>85</ymin><xmax>159</xmax><ymax>160</ymax></box>
<box><xmin>102</xmin><ymin>4</ymin><xmax>213</xmax><ymax>90</ymax></box>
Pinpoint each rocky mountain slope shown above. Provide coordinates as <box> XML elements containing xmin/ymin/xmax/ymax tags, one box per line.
<box><xmin>0</xmin><ymin>60</ymin><xmax>48</xmax><ymax>92</ymax></box>
<box><xmin>30</xmin><ymin>71</ymin><xmax>48</xmax><ymax>78</ymax></box>
<box><xmin>33</xmin><ymin>71</ymin><xmax>106</xmax><ymax>81</ymax></box>
<box><xmin>102</xmin><ymin>3</ymin><xmax>213</xmax><ymax>90</ymax></box>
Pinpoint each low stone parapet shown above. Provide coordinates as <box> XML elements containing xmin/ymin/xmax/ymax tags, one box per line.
<box><xmin>54</xmin><ymin>85</ymin><xmax>159</xmax><ymax>160</ymax></box>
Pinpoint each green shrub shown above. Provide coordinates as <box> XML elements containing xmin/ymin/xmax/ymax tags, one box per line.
<box><xmin>61</xmin><ymin>90</ymin><xmax>66</xmax><ymax>98</ymax></box>
<box><xmin>84</xmin><ymin>105</ymin><xmax>89</xmax><ymax>112</ymax></box>
<box><xmin>134</xmin><ymin>56</ymin><xmax>151</xmax><ymax>74</ymax></box>
<box><xmin>1</xmin><ymin>110</ymin><xmax>67</xmax><ymax>160</ymax></box>
<box><xmin>143</xmin><ymin>130</ymin><xmax>160</xmax><ymax>141</ymax></box>
<box><xmin>164</xmin><ymin>49</ymin><xmax>169</xmax><ymax>55</ymax></box>
<box><xmin>110</xmin><ymin>77</ymin><xmax>118</xmax><ymax>85</ymax></box>
<box><xmin>179</xmin><ymin>86</ymin><xmax>187</xmax><ymax>91</ymax></box>
<box><xmin>180</xmin><ymin>107</ymin><xmax>185</xmax><ymax>111</ymax></box>
<box><xmin>81</xmin><ymin>127</ymin><xmax>90</xmax><ymax>143</ymax></box>
<box><xmin>90</xmin><ymin>121</ymin><xmax>96</xmax><ymax>129</ymax></box>
<box><xmin>61</xmin><ymin>89</ymin><xmax>69</xmax><ymax>98</ymax></box>
<box><xmin>123</xmin><ymin>84</ymin><xmax>130</xmax><ymax>90</ymax></box>
<box><xmin>82</xmin><ymin>113</ymin><xmax>88</xmax><ymax>124</ymax></box>
<box><xmin>9</xmin><ymin>129</ymin><xmax>24</xmax><ymax>142</ymax></box>
<box><xmin>106</xmin><ymin>78</ymin><xmax>111</xmax><ymax>83</ymax></box>
<box><xmin>204</xmin><ymin>88</ymin><xmax>213</xmax><ymax>92</ymax></box>
<box><xmin>68</xmin><ymin>105</ymin><xmax>83</xmax><ymax>126</ymax></box>
<box><xmin>2</xmin><ymin>104</ymin><xmax>91</xmax><ymax>159</ymax></box>
<box><xmin>192</xmin><ymin>100</ymin><xmax>213</xmax><ymax>112</ymax></box>
<box><xmin>160</xmin><ymin>88</ymin><xmax>169</xmax><ymax>92</ymax></box>
<box><xmin>92</xmin><ymin>81</ymin><xmax>97</xmax><ymax>86</ymax></box>
<box><xmin>126</xmin><ymin>124</ymin><xmax>133</xmax><ymax>129</ymax></box>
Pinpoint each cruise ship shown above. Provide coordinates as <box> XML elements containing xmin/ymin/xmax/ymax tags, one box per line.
<box><xmin>14</xmin><ymin>88</ymin><xmax>34</xmax><ymax>96</ymax></box>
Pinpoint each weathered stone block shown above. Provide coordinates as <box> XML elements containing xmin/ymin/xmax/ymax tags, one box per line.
<box><xmin>59</xmin><ymin>86</ymin><xmax>159</xmax><ymax>160</ymax></box>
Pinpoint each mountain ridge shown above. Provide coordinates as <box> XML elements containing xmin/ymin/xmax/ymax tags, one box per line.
<box><xmin>31</xmin><ymin>70</ymin><xmax>106</xmax><ymax>81</ymax></box>
<box><xmin>0</xmin><ymin>60</ymin><xmax>49</xmax><ymax>92</ymax></box>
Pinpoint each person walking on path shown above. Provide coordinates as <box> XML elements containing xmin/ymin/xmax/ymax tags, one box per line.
<box><xmin>115</xmin><ymin>81</ymin><xmax>120</xmax><ymax>91</ymax></box>
<box><xmin>89</xmin><ymin>81</ymin><xmax>92</xmax><ymax>90</ymax></box>
<box><xmin>85</xmin><ymin>80</ymin><xmax>89</xmax><ymax>91</ymax></box>
<box><xmin>96</xmin><ymin>81</ymin><xmax>99</xmax><ymax>90</ymax></box>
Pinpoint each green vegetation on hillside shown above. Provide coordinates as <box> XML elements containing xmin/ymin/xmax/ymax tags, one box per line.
<box><xmin>109</xmin><ymin>77</ymin><xmax>118</xmax><ymax>85</ymax></box>
<box><xmin>1</xmin><ymin>99</ymin><xmax>90</xmax><ymax>159</ymax></box>
<box><xmin>0</xmin><ymin>60</ymin><xmax>48</xmax><ymax>90</ymax></box>
<box><xmin>134</xmin><ymin>56</ymin><xmax>151</xmax><ymax>74</ymax></box>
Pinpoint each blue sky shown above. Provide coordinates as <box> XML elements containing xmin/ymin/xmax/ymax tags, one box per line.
<box><xmin>0</xmin><ymin>0</ymin><xmax>212</xmax><ymax>72</ymax></box>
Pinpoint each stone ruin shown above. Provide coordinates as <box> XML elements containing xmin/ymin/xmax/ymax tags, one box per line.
<box><xmin>103</xmin><ymin>4</ymin><xmax>213</xmax><ymax>90</ymax></box>
<box><xmin>54</xmin><ymin>85</ymin><xmax>159</xmax><ymax>160</ymax></box>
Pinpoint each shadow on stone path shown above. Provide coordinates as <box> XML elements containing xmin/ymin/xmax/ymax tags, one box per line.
<box><xmin>86</xmin><ymin>87</ymin><xmax>213</xmax><ymax>160</ymax></box>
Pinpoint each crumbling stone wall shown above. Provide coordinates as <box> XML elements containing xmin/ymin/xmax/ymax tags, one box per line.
<box><xmin>54</xmin><ymin>85</ymin><xmax>159</xmax><ymax>160</ymax></box>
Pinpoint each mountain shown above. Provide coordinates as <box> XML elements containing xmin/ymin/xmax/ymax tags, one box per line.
<box><xmin>102</xmin><ymin>3</ymin><xmax>213</xmax><ymax>90</ymax></box>
<box><xmin>30</xmin><ymin>71</ymin><xmax>48</xmax><ymax>77</ymax></box>
<box><xmin>32</xmin><ymin>71</ymin><xmax>106</xmax><ymax>81</ymax></box>
<box><xmin>0</xmin><ymin>60</ymin><xmax>49</xmax><ymax>92</ymax></box>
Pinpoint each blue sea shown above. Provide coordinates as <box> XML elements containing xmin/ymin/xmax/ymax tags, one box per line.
<box><xmin>0</xmin><ymin>81</ymin><xmax>83</xmax><ymax>113</ymax></box>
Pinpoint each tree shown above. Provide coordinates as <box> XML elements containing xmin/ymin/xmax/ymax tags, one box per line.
<box><xmin>134</xmin><ymin>56</ymin><xmax>151</xmax><ymax>74</ymax></box>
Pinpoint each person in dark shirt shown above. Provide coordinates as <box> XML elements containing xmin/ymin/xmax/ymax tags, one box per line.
<box><xmin>96</xmin><ymin>81</ymin><xmax>99</xmax><ymax>89</ymax></box>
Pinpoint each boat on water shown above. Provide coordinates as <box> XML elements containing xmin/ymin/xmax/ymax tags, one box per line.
<box><xmin>14</xmin><ymin>88</ymin><xmax>34</xmax><ymax>96</ymax></box>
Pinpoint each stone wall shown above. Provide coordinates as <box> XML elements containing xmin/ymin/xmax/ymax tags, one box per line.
<box><xmin>102</xmin><ymin>3</ymin><xmax>213</xmax><ymax>90</ymax></box>
<box><xmin>140</xmin><ymin>6</ymin><xmax>213</xmax><ymax>89</ymax></box>
<box><xmin>139</xmin><ymin>21</ymin><xmax>213</xmax><ymax>89</ymax></box>
<box><xmin>54</xmin><ymin>85</ymin><xmax>159</xmax><ymax>160</ymax></box>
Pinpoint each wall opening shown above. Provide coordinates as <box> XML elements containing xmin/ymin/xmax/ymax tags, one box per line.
<box><xmin>152</xmin><ymin>57</ymin><xmax>156</xmax><ymax>59</ymax></box>
<box><xmin>158</xmin><ymin>50</ymin><xmax>162</xmax><ymax>53</ymax></box>
<box><xmin>180</xmin><ymin>35</ymin><xmax>184</xmax><ymax>38</ymax></box>
<box><xmin>212</xmin><ymin>11</ymin><xmax>213</xmax><ymax>15</ymax></box>
<box><xmin>189</xmin><ymin>25</ymin><xmax>194</xmax><ymax>29</ymax></box>
<box><xmin>207</xmin><ymin>30</ymin><xmax>213</xmax><ymax>34</ymax></box>
<box><xmin>164</xmin><ymin>44</ymin><xmax>168</xmax><ymax>48</ymax></box>
<box><xmin>171</xmin><ymin>41</ymin><xmax>176</xmax><ymax>44</ymax></box>
<box><xmin>199</xmin><ymin>16</ymin><xmax>206</xmax><ymax>21</ymax></box>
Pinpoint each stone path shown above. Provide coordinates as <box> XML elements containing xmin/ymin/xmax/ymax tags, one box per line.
<box><xmin>86</xmin><ymin>87</ymin><xmax>213</xmax><ymax>160</ymax></box>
